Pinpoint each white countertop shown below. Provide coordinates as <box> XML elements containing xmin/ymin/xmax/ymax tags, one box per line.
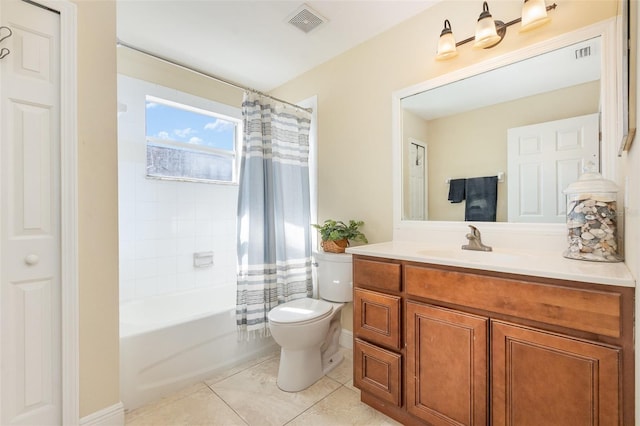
<box><xmin>346</xmin><ymin>241</ymin><xmax>636</xmax><ymax>287</ymax></box>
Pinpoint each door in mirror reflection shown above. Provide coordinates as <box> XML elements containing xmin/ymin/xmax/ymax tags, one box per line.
<box><xmin>408</xmin><ymin>139</ymin><xmax>427</xmax><ymax>220</ymax></box>
<box><xmin>507</xmin><ymin>113</ymin><xmax>600</xmax><ymax>223</ymax></box>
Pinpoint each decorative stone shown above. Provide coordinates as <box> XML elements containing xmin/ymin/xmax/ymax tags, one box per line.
<box><xmin>581</xmin><ymin>232</ymin><xmax>595</xmax><ymax>240</ymax></box>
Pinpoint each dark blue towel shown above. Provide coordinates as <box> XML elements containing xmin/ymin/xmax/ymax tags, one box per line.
<box><xmin>447</xmin><ymin>178</ymin><xmax>466</xmax><ymax>203</ymax></box>
<box><xmin>464</xmin><ymin>176</ymin><xmax>498</xmax><ymax>222</ymax></box>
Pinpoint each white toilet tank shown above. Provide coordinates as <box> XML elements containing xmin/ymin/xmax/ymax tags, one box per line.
<box><xmin>314</xmin><ymin>251</ymin><xmax>353</xmax><ymax>303</ymax></box>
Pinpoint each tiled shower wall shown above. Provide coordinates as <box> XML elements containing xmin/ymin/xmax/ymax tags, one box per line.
<box><xmin>117</xmin><ymin>75</ymin><xmax>240</xmax><ymax>303</ymax></box>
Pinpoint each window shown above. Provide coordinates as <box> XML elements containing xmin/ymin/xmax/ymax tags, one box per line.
<box><xmin>145</xmin><ymin>96</ymin><xmax>241</xmax><ymax>183</ymax></box>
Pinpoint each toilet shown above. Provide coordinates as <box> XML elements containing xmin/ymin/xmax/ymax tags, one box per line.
<box><xmin>267</xmin><ymin>251</ymin><xmax>352</xmax><ymax>392</ymax></box>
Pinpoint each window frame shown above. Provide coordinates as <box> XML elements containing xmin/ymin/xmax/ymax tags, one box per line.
<box><xmin>145</xmin><ymin>95</ymin><xmax>242</xmax><ymax>185</ymax></box>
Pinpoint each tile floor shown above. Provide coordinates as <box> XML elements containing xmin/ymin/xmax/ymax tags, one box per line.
<box><xmin>124</xmin><ymin>346</ymin><xmax>401</xmax><ymax>426</ymax></box>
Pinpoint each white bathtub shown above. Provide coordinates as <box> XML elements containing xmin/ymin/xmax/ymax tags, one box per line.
<box><xmin>120</xmin><ymin>285</ymin><xmax>277</xmax><ymax>411</ymax></box>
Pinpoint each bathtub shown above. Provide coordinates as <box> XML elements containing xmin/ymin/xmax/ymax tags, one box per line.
<box><xmin>120</xmin><ymin>285</ymin><xmax>277</xmax><ymax>411</ymax></box>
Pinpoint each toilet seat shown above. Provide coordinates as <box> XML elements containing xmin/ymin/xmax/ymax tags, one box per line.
<box><xmin>268</xmin><ymin>298</ymin><xmax>333</xmax><ymax>325</ymax></box>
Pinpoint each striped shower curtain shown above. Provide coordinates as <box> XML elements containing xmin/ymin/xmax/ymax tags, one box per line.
<box><xmin>236</xmin><ymin>92</ymin><xmax>313</xmax><ymax>337</ymax></box>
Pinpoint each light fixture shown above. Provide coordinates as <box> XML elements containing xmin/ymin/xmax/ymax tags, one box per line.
<box><xmin>435</xmin><ymin>1</ymin><xmax>557</xmax><ymax>61</ymax></box>
<box><xmin>520</xmin><ymin>0</ymin><xmax>551</xmax><ymax>32</ymax></box>
<box><xmin>436</xmin><ymin>19</ymin><xmax>458</xmax><ymax>61</ymax></box>
<box><xmin>474</xmin><ymin>2</ymin><xmax>503</xmax><ymax>49</ymax></box>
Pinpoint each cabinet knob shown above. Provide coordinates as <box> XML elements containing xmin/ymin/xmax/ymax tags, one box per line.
<box><xmin>24</xmin><ymin>254</ymin><xmax>39</xmax><ymax>265</ymax></box>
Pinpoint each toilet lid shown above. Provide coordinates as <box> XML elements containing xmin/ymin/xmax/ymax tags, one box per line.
<box><xmin>268</xmin><ymin>298</ymin><xmax>333</xmax><ymax>324</ymax></box>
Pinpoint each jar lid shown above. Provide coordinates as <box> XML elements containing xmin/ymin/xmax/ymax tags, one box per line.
<box><xmin>563</xmin><ymin>171</ymin><xmax>619</xmax><ymax>194</ymax></box>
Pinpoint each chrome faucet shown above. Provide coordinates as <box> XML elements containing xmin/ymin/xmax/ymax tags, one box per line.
<box><xmin>462</xmin><ymin>225</ymin><xmax>492</xmax><ymax>252</ymax></box>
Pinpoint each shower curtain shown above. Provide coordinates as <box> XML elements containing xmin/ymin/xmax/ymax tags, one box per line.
<box><xmin>236</xmin><ymin>91</ymin><xmax>313</xmax><ymax>337</ymax></box>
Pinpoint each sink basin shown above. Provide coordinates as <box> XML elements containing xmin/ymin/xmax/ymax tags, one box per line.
<box><xmin>416</xmin><ymin>248</ymin><xmax>526</xmax><ymax>264</ymax></box>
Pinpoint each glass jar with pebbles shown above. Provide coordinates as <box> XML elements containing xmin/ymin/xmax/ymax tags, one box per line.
<box><xmin>563</xmin><ymin>170</ymin><xmax>622</xmax><ymax>262</ymax></box>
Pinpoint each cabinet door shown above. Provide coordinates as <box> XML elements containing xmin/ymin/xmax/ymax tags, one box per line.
<box><xmin>354</xmin><ymin>288</ymin><xmax>401</xmax><ymax>350</ymax></box>
<box><xmin>354</xmin><ymin>338</ymin><xmax>402</xmax><ymax>406</ymax></box>
<box><xmin>406</xmin><ymin>302</ymin><xmax>488</xmax><ymax>426</ymax></box>
<box><xmin>491</xmin><ymin>320</ymin><xmax>620</xmax><ymax>426</ymax></box>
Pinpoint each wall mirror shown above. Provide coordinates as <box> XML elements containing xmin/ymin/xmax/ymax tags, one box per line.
<box><xmin>392</xmin><ymin>20</ymin><xmax>622</xmax><ymax>231</ymax></box>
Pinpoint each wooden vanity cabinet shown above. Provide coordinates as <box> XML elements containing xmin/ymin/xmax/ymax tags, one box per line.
<box><xmin>352</xmin><ymin>257</ymin><xmax>407</xmax><ymax>415</ymax></box>
<box><xmin>491</xmin><ymin>320</ymin><xmax>621</xmax><ymax>426</ymax></box>
<box><xmin>405</xmin><ymin>302</ymin><xmax>488</xmax><ymax>425</ymax></box>
<box><xmin>353</xmin><ymin>287</ymin><xmax>402</xmax><ymax>406</ymax></box>
<box><xmin>352</xmin><ymin>255</ymin><xmax>634</xmax><ymax>426</ymax></box>
<box><xmin>353</xmin><ymin>338</ymin><xmax>402</xmax><ymax>406</ymax></box>
<box><xmin>354</xmin><ymin>288</ymin><xmax>401</xmax><ymax>350</ymax></box>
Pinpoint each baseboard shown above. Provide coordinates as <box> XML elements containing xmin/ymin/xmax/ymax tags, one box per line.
<box><xmin>340</xmin><ymin>328</ymin><xmax>353</xmax><ymax>350</ymax></box>
<box><xmin>80</xmin><ymin>401</ymin><xmax>125</xmax><ymax>426</ymax></box>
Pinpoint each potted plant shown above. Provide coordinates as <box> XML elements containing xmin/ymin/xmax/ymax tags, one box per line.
<box><xmin>312</xmin><ymin>219</ymin><xmax>368</xmax><ymax>253</ymax></box>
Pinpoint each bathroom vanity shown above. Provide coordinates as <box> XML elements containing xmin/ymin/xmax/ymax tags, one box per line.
<box><xmin>348</xmin><ymin>242</ymin><xmax>635</xmax><ymax>426</ymax></box>
<box><xmin>354</xmin><ymin>14</ymin><xmax>636</xmax><ymax>425</ymax></box>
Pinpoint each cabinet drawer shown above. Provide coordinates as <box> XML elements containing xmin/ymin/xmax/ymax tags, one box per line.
<box><xmin>354</xmin><ymin>257</ymin><xmax>401</xmax><ymax>292</ymax></box>
<box><xmin>405</xmin><ymin>265</ymin><xmax>622</xmax><ymax>338</ymax></box>
<box><xmin>354</xmin><ymin>288</ymin><xmax>401</xmax><ymax>349</ymax></box>
<box><xmin>354</xmin><ymin>338</ymin><xmax>402</xmax><ymax>407</ymax></box>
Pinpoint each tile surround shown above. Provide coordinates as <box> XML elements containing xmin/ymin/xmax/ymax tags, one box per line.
<box><xmin>118</xmin><ymin>75</ymin><xmax>240</xmax><ymax>304</ymax></box>
<box><xmin>125</xmin><ymin>347</ymin><xmax>401</xmax><ymax>426</ymax></box>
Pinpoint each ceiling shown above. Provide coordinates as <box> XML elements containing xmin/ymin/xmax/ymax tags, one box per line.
<box><xmin>116</xmin><ymin>1</ymin><xmax>440</xmax><ymax>92</ymax></box>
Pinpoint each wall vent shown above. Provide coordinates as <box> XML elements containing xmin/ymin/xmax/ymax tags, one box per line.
<box><xmin>575</xmin><ymin>46</ymin><xmax>591</xmax><ymax>59</ymax></box>
<box><xmin>287</xmin><ymin>4</ymin><xmax>327</xmax><ymax>34</ymax></box>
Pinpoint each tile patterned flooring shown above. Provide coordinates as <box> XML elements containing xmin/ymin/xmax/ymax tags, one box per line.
<box><xmin>124</xmin><ymin>346</ymin><xmax>402</xmax><ymax>426</ymax></box>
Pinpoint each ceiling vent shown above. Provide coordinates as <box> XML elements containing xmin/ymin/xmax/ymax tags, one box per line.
<box><xmin>287</xmin><ymin>4</ymin><xmax>328</xmax><ymax>34</ymax></box>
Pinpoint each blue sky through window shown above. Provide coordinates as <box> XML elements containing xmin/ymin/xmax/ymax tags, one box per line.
<box><xmin>145</xmin><ymin>98</ymin><xmax>236</xmax><ymax>151</ymax></box>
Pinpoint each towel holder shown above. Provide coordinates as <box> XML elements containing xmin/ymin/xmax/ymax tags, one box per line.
<box><xmin>446</xmin><ymin>171</ymin><xmax>504</xmax><ymax>184</ymax></box>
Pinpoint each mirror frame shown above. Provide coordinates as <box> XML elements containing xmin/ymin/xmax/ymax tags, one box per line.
<box><xmin>392</xmin><ymin>18</ymin><xmax>622</xmax><ymax>237</ymax></box>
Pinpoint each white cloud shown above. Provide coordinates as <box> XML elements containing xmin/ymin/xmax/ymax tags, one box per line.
<box><xmin>204</xmin><ymin>119</ymin><xmax>232</xmax><ymax>132</ymax></box>
<box><xmin>157</xmin><ymin>131</ymin><xmax>170</xmax><ymax>139</ymax></box>
<box><xmin>189</xmin><ymin>137</ymin><xmax>203</xmax><ymax>144</ymax></box>
<box><xmin>146</xmin><ymin>102</ymin><xmax>158</xmax><ymax>109</ymax></box>
<box><xmin>174</xmin><ymin>127</ymin><xmax>195</xmax><ymax>138</ymax></box>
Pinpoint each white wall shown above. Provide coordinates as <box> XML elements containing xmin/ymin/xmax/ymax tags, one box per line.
<box><xmin>117</xmin><ymin>75</ymin><xmax>239</xmax><ymax>303</ymax></box>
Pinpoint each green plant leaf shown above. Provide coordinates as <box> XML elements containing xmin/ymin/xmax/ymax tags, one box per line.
<box><xmin>310</xmin><ymin>219</ymin><xmax>368</xmax><ymax>244</ymax></box>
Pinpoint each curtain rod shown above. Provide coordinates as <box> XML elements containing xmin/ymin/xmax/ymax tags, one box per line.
<box><xmin>116</xmin><ymin>39</ymin><xmax>312</xmax><ymax>113</ymax></box>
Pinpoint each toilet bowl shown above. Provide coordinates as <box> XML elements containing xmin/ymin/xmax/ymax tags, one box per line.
<box><xmin>267</xmin><ymin>251</ymin><xmax>352</xmax><ymax>392</ymax></box>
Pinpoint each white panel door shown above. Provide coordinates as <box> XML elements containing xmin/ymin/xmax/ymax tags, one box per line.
<box><xmin>507</xmin><ymin>113</ymin><xmax>600</xmax><ymax>223</ymax></box>
<box><xmin>1</xmin><ymin>1</ymin><xmax>61</xmax><ymax>425</ymax></box>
